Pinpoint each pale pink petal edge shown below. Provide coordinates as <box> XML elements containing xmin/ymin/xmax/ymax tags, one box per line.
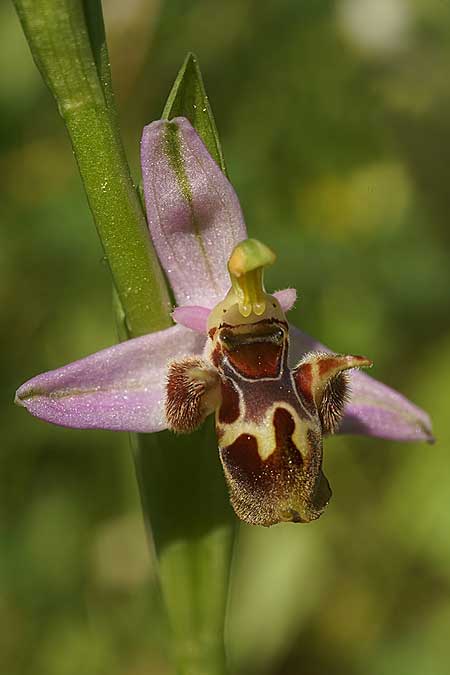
<box><xmin>288</xmin><ymin>325</ymin><xmax>433</xmax><ymax>443</ymax></box>
<box><xmin>15</xmin><ymin>325</ymin><xmax>206</xmax><ymax>433</ymax></box>
<box><xmin>172</xmin><ymin>288</ymin><xmax>298</xmax><ymax>334</ymax></box>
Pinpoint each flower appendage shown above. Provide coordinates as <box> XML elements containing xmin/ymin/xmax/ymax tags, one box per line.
<box><xmin>15</xmin><ymin>117</ymin><xmax>434</xmax><ymax>526</ymax></box>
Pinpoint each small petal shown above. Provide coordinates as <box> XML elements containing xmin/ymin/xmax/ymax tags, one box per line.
<box><xmin>173</xmin><ymin>287</ymin><xmax>297</xmax><ymax>334</ymax></box>
<box><xmin>141</xmin><ymin>117</ymin><xmax>247</xmax><ymax>307</ymax></box>
<box><xmin>172</xmin><ymin>305</ymin><xmax>210</xmax><ymax>333</ymax></box>
<box><xmin>273</xmin><ymin>288</ymin><xmax>297</xmax><ymax>313</ymax></box>
<box><xmin>289</xmin><ymin>325</ymin><xmax>433</xmax><ymax>442</ymax></box>
<box><xmin>15</xmin><ymin>325</ymin><xmax>206</xmax><ymax>433</ymax></box>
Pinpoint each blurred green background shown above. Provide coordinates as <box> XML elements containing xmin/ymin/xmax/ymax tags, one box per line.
<box><xmin>2</xmin><ymin>0</ymin><xmax>450</xmax><ymax>673</ymax></box>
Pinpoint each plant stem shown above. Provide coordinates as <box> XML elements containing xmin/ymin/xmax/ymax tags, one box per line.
<box><xmin>133</xmin><ymin>423</ymin><xmax>234</xmax><ymax>675</ymax></box>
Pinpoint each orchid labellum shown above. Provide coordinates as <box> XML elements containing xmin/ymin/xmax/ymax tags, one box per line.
<box><xmin>15</xmin><ymin>117</ymin><xmax>433</xmax><ymax>526</ymax></box>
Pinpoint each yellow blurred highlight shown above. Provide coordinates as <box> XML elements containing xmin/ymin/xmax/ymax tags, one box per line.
<box><xmin>299</xmin><ymin>161</ymin><xmax>412</xmax><ymax>239</ymax></box>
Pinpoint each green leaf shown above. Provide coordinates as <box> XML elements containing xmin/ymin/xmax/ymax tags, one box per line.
<box><xmin>163</xmin><ymin>52</ymin><xmax>227</xmax><ymax>175</ymax></box>
<box><xmin>14</xmin><ymin>0</ymin><xmax>171</xmax><ymax>337</ymax></box>
<box><xmin>134</xmin><ymin>423</ymin><xmax>235</xmax><ymax>675</ymax></box>
<box><xmin>82</xmin><ymin>0</ymin><xmax>115</xmax><ymax>113</ymax></box>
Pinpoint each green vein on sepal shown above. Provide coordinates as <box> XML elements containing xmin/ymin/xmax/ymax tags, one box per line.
<box><xmin>163</xmin><ymin>52</ymin><xmax>227</xmax><ymax>176</ymax></box>
<box><xmin>163</xmin><ymin>120</ymin><xmax>218</xmax><ymax>295</ymax></box>
<box><xmin>164</xmin><ymin>121</ymin><xmax>193</xmax><ymax>204</ymax></box>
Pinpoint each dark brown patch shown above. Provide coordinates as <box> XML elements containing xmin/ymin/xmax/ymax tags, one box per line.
<box><xmin>273</xmin><ymin>407</ymin><xmax>297</xmax><ymax>455</ymax></box>
<box><xmin>226</xmin><ymin>341</ymin><xmax>283</xmax><ymax>379</ymax></box>
<box><xmin>318</xmin><ymin>357</ymin><xmax>339</xmax><ymax>376</ymax></box>
<box><xmin>295</xmin><ymin>362</ymin><xmax>312</xmax><ymax>394</ymax></box>
<box><xmin>208</xmin><ymin>327</ymin><xmax>217</xmax><ymax>340</ymax></box>
<box><xmin>220</xmin><ymin>408</ymin><xmax>310</xmax><ymax>526</ymax></box>
<box><xmin>222</xmin><ymin>433</ymin><xmax>262</xmax><ymax>475</ymax></box>
<box><xmin>218</xmin><ymin>378</ymin><xmax>241</xmax><ymax>424</ymax></box>
<box><xmin>210</xmin><ymin>344</ymin><xmax>221</xmax><ymax>369</ymax></box>
<box><xmin>221</xmin><ymin>408</ymin><xmax>302</xmax><ymax>489</ymax></box>
<box><xmin>293</xmin><ymin>362</ymin><xmax>315</xmax><ymax>413</ymax></box>
<box><xmin>219</xmin><ymin>322</ymin><xmax>285</xmax><ymax>379</ymax></box>
<box><xmin>220</xmin><ymin>407</ymin><xmax>332</xmax><ymax>526</ymax></box>
<box><xmin>219</xmin><ymin>318</ymin><xmax>288</xmax><ymax>330</ymax></box>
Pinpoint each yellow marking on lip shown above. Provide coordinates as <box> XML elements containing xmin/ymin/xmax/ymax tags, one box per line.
<box><xmin>216</xmin><ymin>402</ymin><xmax>311</xmax><ymax>462</ymax></box>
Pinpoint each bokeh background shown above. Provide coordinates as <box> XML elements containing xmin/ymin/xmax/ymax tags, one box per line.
<box><xmin>2</xmin><ymin>0</ymin><xmax>450</xmax><ymax>673</ymax></box>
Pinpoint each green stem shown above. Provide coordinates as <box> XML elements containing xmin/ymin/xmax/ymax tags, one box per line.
<box><xmin>14</xmin><ymin>0</ymin><xmax>171</xmax><ymax>336</ymax></box>
<box><xmin>133</xmin><ymin>423</ymin><xmax>235</xmax><ymax>675</ymax></box>
<box><xmin>14</xmin><ymin>3</ymin><xmax>235</xmax><ymax>672</ymax></box>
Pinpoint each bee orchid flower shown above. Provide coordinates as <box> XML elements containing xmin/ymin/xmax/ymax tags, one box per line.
<box><xmin>15</xmin><ymin>117</ymin><xmax>433</xmax><ymax>525</ymax></box>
